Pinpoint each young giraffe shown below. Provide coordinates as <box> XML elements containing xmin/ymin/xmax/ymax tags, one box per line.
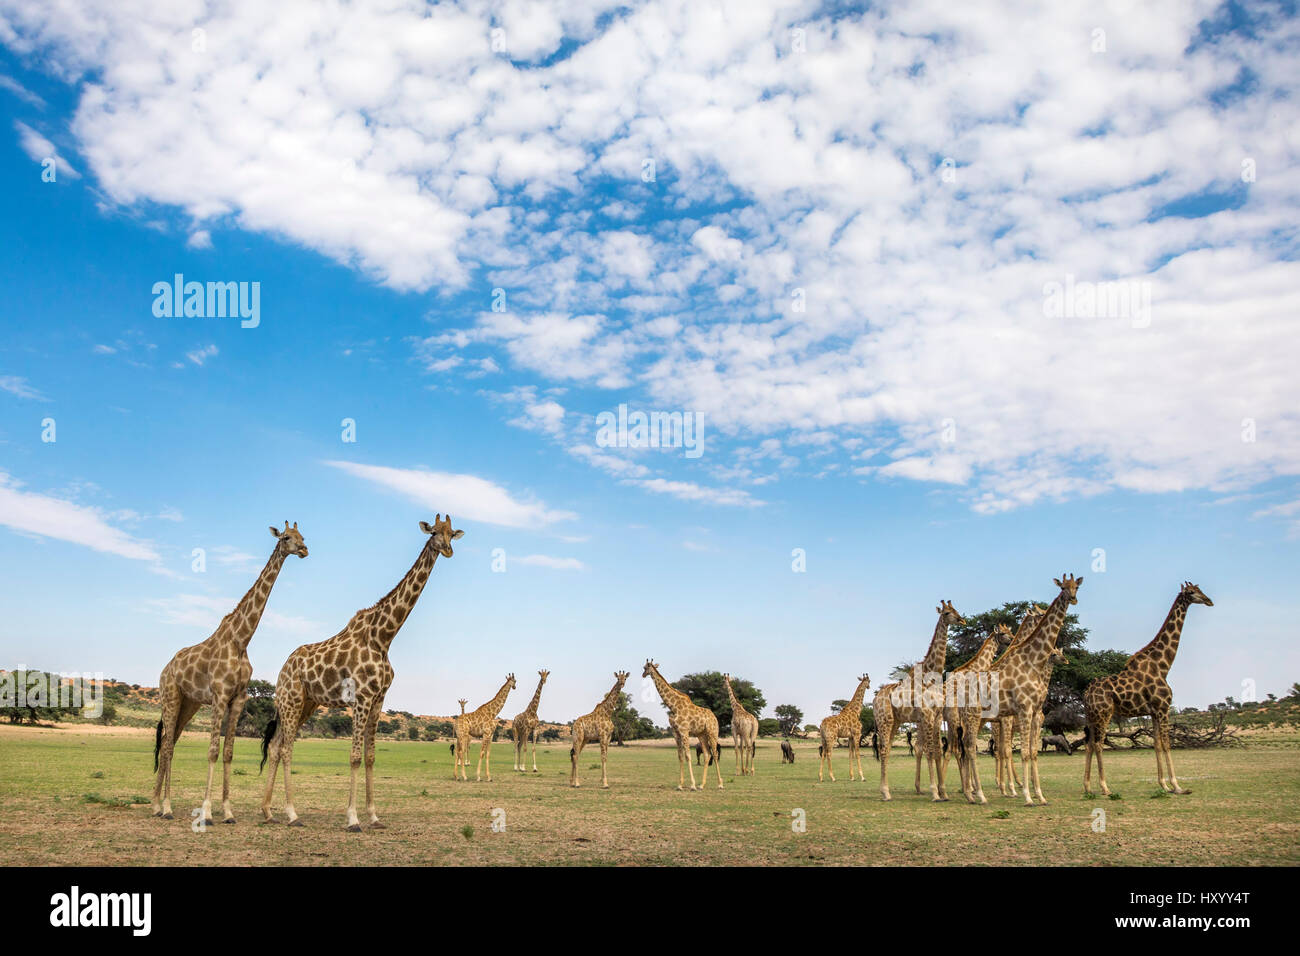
<box><xmin>569</xmin><ymin>671</ymin><xmax>630</xmax><ymax>788</ymax></box>
<box><xmin>1083</xmin><ymin>582</ymin><xmax>1213</xmax><ymax>796</ymax></box>
<box><xmin>512</xmin><ymin>670</ymin><xmax>550</xmax><ymax>773</ymax></box>
<box><xmin>979</xmin><ymin>603</ymin><xmax>1046</xmax><ymax>796</ymax></box>
<box><xmin>937</xmin><ymin>622</ymin><xmax>1013</xmax><ymax>802</ymax></box>
<box><xmin>152</xmin><ymin>521</ymin><xmax>308</xmax><ymax>823</ymax></box>
<box><xmin>642</xmin><ymin>659</ymin><xmax>724</xmax><ymax>791</ymax></box>
<box><xmin>450</xmin><ymin>698</ymin><xmax>468</xmax><ymax>759</ymax></box>
<box><xmin>260</xmin><ymin>515</ymin><xmax>462</xmax><ymax>830</ymax></box>
<box><xmin>986</xmin><ymin>574</ymin><xmax>1083</xmax><ymax>806</ymax></box>
<box><xmin>454</xmin><ymin>674</ymin><xmax>517</xmax><ymax>782</ymax></box>
<box><xmin>817</xmin><ymin>673</ymin><xmax>871</xmax><ymax>782</ymax></box>
<box><xmin>723</xmin><ymin>674</ymin><xmax>759</xmax><ymax>776</ymax></box>
<box><xmin>872</xmin><ymin>600</ymin><xmax>964</xmax><ymax>800</ymax></box>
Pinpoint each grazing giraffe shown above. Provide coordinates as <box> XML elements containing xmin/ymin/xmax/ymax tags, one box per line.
<box><xmin>260</xmin><ymin>515</ymin><xmax>462</xmax><ymax>830</ymax></box>
<box><xmin>569</xmin><ymin>671</ymin><xmax>630</xmax><ymax>788</ymax></box>
<box><xmin>986</xmin><ymin>574</ymin><xmax>1083</xmax><ymax>806</ymax></box>
<box><xmin>1084</xmin><ymin>582</ymin><xmax>1213</xmax><ymax>796</ymax></box>
<box><xmin>723</xmin><ymin>673</ymin><xmax>759</xmax><ymax>776</ymax></box>
<box><xmin>512</xmin><ymin>670</ymin><xmax>550</xmax><ymax>773</ymax></box>
<box><xmin>642</xmin><ymin>659</ymin><xmax>724</xmax><ymax>791</ymax></box>
<box><xmin>977</xmin><ymin>603</ymin><xmax>1046</xmax><ymax>796</ymax></box>
<box><xmin>454</xmin><ymin>674</ymin><xmax>517</xmax><ymax>782</ymax></box>
<box><xmin>817</xmin><ymin>673</ymin><xmax>871</xmax><ymax>782</ymax></box>
<box><xmin>937</xmin><ymin>622</ymin><xmax>1013</xmax><ymax>802</ymax></box>
<box><xmin>872</xmin><ymin>601</ymin><xmax>964</xmax><ymax>800</ymax></box>
<box><xmin>152</xmin><ymin>521</ymin><xmax>308</xmax><ymax>823</ymax></box>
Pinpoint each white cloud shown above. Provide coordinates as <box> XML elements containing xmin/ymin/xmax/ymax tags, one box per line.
<box><xmin>186</xmin><ymin>229</ymin><xmax>212</xmax><ymax>249</ymax></box>
<box><xmin>0</xmin><ymin>375</ymin><xmax>45</xmax><ymax>400</ymax></box>
<box><xmin>624</xmin><ymin>477</ymin><xmax>764</xmax><ymax>508</ymax></box>
<box><xmin>323</xmin><ymin>460</ymin><xmax>574</xmax><ymax>528</ymax></box>
<box><xmin>144</xmin><ymin>592</ymin><xmax>320</xmax><ymax>635</ymax></box>
<box><xmin>3</xmin><ymin>0</ymin><xmax>1298</xmax><ymax>509</ymax></box>
<box><xmin>13</xmin><ymin>120</ymin><xmax>78</xmax><ymax>178</ymax></box>
<box><xmin>0</xmin><ymin>471</ymin><xmax>158</xmax><ymax>561</ymax></box>
<box><xmin>185</xmin><ymin>344</ymin><xmax>218</xmax><ymax>366</ymax></box>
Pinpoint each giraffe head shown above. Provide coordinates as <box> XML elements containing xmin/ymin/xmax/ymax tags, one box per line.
<box><xmin>936</xmin><ymin>599</ymin><xmax>965</xmax><ymax>627</ymax></box>
<box><xmin>269</xmin><ymin>520</ymin><xmax>309</xmax><ymax>558</ymax></box>
<box><xmin>613</xmin><ymin>670</ymin><xmax>630</xmax><ymax>689</ymax></box>
<box><xmin>418</xmin><ymin>514</ymin><xmax>464</xmax><ymax>557</ymax></box>
<box><xmin>1052</xmin><ymin>573</ymin><xmax>1083</xmax><ymax>605</ymax></box>
<box><xmin>992</xmin><ymin>622</ymin><xmax>1014</xmax><ymax>646</ymax></box>
<box><xmin>506</xmin><ymin>672</ymin><xmax>518</xmax><ymax>691</ymax></box>
<box><xmin>1180</xmin><ymin>581</ymin><xmax>1213</xmax><ymax>606</ymax></box>
<box><xmin>538</xmin><ymin>669</ymin><xmax>550</xmax><ymax>685</ymax></box>
<box><xmin>1049</xmin><ymin>647</ymin><xmax>1067</xmax><ymax>665</ymax></box>
<box><xmin>642</xmin><ymin>659</ymin><xmax>658</xmax><ymax>679</ymax></box>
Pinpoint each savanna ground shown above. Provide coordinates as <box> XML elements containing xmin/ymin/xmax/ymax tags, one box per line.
<box><xmin>1</xmin><ymin>723</ymin><xmax>1297</xmax><ymax>866</ymax></box>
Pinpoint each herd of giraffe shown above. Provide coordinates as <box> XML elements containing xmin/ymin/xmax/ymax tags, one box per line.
<box><xmin>149</xmin><ymin>518</ymin><xmax>1214</xmax><ymax>830</ymax></box>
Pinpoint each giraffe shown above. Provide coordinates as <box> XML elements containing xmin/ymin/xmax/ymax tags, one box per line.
<box><xmin>259</xmin><ymin>515</ymin><xmax>462</xmax><ymax>830</ymax></box>
<box><xmin>450</xmin><ymin>698</ymin><xmax>468</xmax><ymax>758</ymax></box>
<box><xmin>454</xmin><ymin>674</ymin><xmax>517</xmax><ymax>782</ymax></box>
<box><xmin>569</xmin><ymin>671</ymin><xmax>630</xmax><ymax>788</ymax></box>
<box><xmin>1083</xmin><ymin>582</ymin><xmax>1213</xmax><ymax>796</ymax></box>
<box><xmin>871</xmin><ymin>600</ymin><xmax>964</xmax><ymax>800</ymax></box>
<box><xmin>723</xmin><ymin>673</ymin><xmax>759</xmax><ymax>776</ymax></box>
<box><xmin>151</xmin><ymin>521</ymin><xmax>308</xmax><ymax>824</ymax></box>
<box><xmin>642</xmin><ymin>659</ymin><xmax>724</xmax><ymax>791</ymax></box>
<box><xmin>975</xmin><ymin>603</ymin><xmax>1046</xmax><ymax>796</ymax></box>
<box><xmin>512</xmin><ymin>670</ymin><xmax>550</xmax><ymax>773</ymax></box>
<box><xmin>986</xmin><ymin>574</ymin><xmax>1083</xmax><ymax>806</ymax></box>
<box><xmin>990</xmin><ymin>643</ymin><xmax>1065</xmax><ymax>797</ymax></box>
<box><xmin>937</xmin><ymin>622</ymin><xmax>1013</xmax><ymax>802</ymax></box>
<box><xmin>817</xmin><ymin>673</ymin><xmax>871</xmax><ymax>782</ymax></box>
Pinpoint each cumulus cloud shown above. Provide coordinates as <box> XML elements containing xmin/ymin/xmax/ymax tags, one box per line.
<box><xmin>4</xmin><ymin>0</ymin><xmax>1298</xmax><ymax>512</ymax></box>
<box><xmin>323</xmin><ymin>459</ymin><xmax>575</xmax><ymax>527</ymax></box>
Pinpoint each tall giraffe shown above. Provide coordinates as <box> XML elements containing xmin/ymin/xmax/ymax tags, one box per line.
<box><xmin>987</xmin><ymin>574</ymin><xmax>1082</xmax><ymax>806</ymax></box>
<box><xmin>817</xmin><ymin>673</ymin><xmax>871</xmax><ymax>783</ymax></box>
<box><xmin>977</xmin><ymin>603</ymin><xmax>1046</xmax><ymax>796</ymax></box>
<box><xmin>259</xmin><ymin>515</ymin><xmax>462</xmax><ymax>830</ymax></box>
<box><xmin>937</xmin><ymin>622</ymin><xmax>1013</xmax><ymax>802</ymax></box>
<box><xmin>512</xmin><ymin>670</ymin><xmax>550</xmax><ymax>773</ymax></box>
<box><xmin>569</xmin><ymin>671</ymin><xmax>630</xmax><ymax>788</ymax></box>
<box><xmin>152</xmin><ymin>521</ymin><xmax>308</xmax><ymax>824</ymax></box>
<box><xmin>723</xmin><ymin>674</ymin><xmax>758</xmax><ymax>776</ymax></box>
<box><xmin>643</xmin><ymin>660</ymin><xmax>724</xmax><ymax>791</ymax></box>
<box><xmin>871</xmin><ymin>601</ymin><xmax>964</xmax><ymax>800</ymax></box>
<box><xmin>454</xmin><ymin>674</ymin><xmax>517</xmax><ymax>782</ymax></box>
<box><xmin>1084</xmin><ymin>582</ymin><xmax>1212</xmax><ymax>796</ymax></box>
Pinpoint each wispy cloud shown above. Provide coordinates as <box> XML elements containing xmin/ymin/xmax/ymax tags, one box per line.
<box><xmin>0</xmin><ymin>471</ymin><xmax>158</xmax><ymax>561</ymax></box>
<box><xmin>625</xmin><ymin>478</ymin><xmax>763</xmax><ymax>508</ymax></box>
<box><xmin>13</xmin><ymin>120</ymin><xmax>78</xmax><ymax>178</ymax></box>
<box><xmin>324</xmin><ymin>460</ymin><xmax>575</xmax><ymax>528</ymax></box>
<box><xmin>515</xmin><ymin>554</ymin><xmax>585</xmax><ymax>570</ymax></box>
<box><xmin>0</xmin><ymin>375</ymin><xmax>46</xmax><ymax>401</ymax></box>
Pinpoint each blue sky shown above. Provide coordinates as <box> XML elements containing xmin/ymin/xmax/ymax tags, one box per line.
<box><xmin>0</xmin><ymin>0</ymin><xmax>1297</xmax><ymax>723</ymax></box>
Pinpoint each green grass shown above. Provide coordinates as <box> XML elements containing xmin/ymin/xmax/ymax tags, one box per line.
<box><xmin>1</xmin><ymin>727</ymin><xmax>1297</xmax><ymax>866</ymax></box>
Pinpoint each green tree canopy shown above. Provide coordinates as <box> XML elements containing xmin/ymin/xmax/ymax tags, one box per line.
<box><xmin>774</xmin><ymin>704</ymin><xmax>803</xmax><ymax>736</ymax></box>
<box><xmin>611</xmin><ymin>692</ymin><xmax>658</xmax><ymax>742</ymax></box>
<box><xmin>670</xmin><ymin>671</ymin><xmax>765</xmax><ymax>735</ymax></box>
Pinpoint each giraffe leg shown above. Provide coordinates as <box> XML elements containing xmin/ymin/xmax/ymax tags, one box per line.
<box><xmin>820</xmin><ymin>732</ymin><xmax>835</xmax><ymax>782</ymax></box>
<box><xmin>1025</xmin><ymin>708</ymin><xmax>1047</xmax><ymax>804</ymax></box>
<box><xmin>712</xmin><ymin>736</ymin><xmax>724</xmax><ymax>789</ymax></box>
<box><xmin>152</xmin><ymin>684</ymin><xmax>181</xmax><ymax>817</ymax></box>
<box><xmin>363</xmin><ymin>705</ymin><xmax>384</xmax><ymax>827</ymax></box>
<box><xmin>531</xmin><ymin>731</ymin><xmax>540</xmax><ymax>773</ymax></box>
<box><xmin>160</xmin><ymin>696</ymin><xmax>200</xmax><ymax>819</ymax></box>
<box><xmin>684</xmin><ymin>734</ymin><xmax>699</xmax><ymax>790</ymax></box>
<box><xmin>600</xmin><ymin>734</ymin><xmax>611</xmax><ymax>789</ymax></box>
<box><xmin>964</xmin><ymin>713</ymin><xmax>987</xmax><ymax>804</ymax></box>
<box><xmin>480</xmin><ymin>735</ymin><xmax>494</xmax><ymax>782</ymax></box>
<box><xmin>922</xmin><ymin>712</ymin><xmax>945</xmax><ymax>801</ymax></box>
<box><xmin>344</xmin><ymin>700</ymin><xmax>372</xmax><ymax>831</ymax></box>
<box><xmin>1018</xmin><ymin>709</ymin><xmax>1036</xmax><ymax>806</ymax></box>
<box><xmin>1084</xmin><ymin>707</ymin><xmax>1108</xmax><ymax>795</ymax></box>
<box><xmin>734</xmin><ymin>733</ymin><xmax>742</xmax><ymax>776</ymax></box>
<box><xmin>877</xmin><ymin>711</ymin><xmax>895</xmax><ymax>800</ymax></box>
<box><xmin>220</xmin><ymin>690</ymin><xmax>246</xmax><ymax>822</ymax></box>
<box><xmin>1160</xmin><ymin>715</ymin><xmax>1189</xmax><ymax>794</ymax></box>
<box><xmin>674</xmin><ymin>734</ymin><xmax>688</xmax><ymax>790</ymax></box>
<box><xmin>201</xmin><ymin>697</ymin><xmax>230</xmax><ymax>827</ymax></box>
<box><xmin>279</xmin><ymin>709</ymin><xmax>306</xmax><ymax>826</ymax></box>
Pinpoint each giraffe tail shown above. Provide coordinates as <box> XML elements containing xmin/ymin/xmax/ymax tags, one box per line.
<box><xmin>956</xmin><ymin>726</ymin><xmax>966</xmax><ymax>761</ymax></box>
<box><xmin>259</xmin><ymin>710</ymin><xmax>279</xmax><ymax>773</ymax></box>
<box><xmin>153</xmin><ymin>720</ymin><xmax>163</xmax><ymax>772</ymax></box>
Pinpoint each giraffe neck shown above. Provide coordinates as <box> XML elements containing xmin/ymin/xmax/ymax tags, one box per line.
<box><xmin>648</xmin><ymin>666</ymin><xmax>689</xmax><ymax>710</ymax></box>
<box><xmin>223</xmin><ymin>544</ymin><xmax>288</xmax><ymax>652</ymax></box>
<box><xmin>523</xmin><ymin>678</ymin><xmax>545</xmax><ymax>717</ymax></box>
<box><xmin>480</xmin><ymin>679</ymin><xmax>513</xmax><ymax>719</ymax></box>
<box><xmin>920</xmin><ymin>612</ymin><xmax>950</xmax><ymax>674</ymax></box>
<box><xmin>847</xmin><ymin>678</ymin><xmax>870</xmax><ymax>710</ymax></box>
<box><xmin>367</xmin><ymin>538</ymin><xmax>439</xmax><ymax>650</ymax></box>
<box><xmin>1010</xmin><ymin>607</ymin><xmax>1043</xmax><ymax>646</ymax></box>
<box><xmin>958</xmin><ymin>635</ymin><xmax>1002</xmax><ymax>673</ymax></box>
<box><xmin>1005</xmin><ymin>588</ymin><xmax>1072</xmax><ymax>673</ymax></box>
<box><xmin>1134</xmin><ymin>592</ymin><xmax>1191</xmax><ymax>678</ymax></box>
<box><xmin>596</xmin><ymin>681</ymin><xmax>627</xmax><ymax>717</ymax></box>
<box><xmin>725</xmin><ymin>680</ymin><xmax>745</xmax><ymax>714</ymax></box>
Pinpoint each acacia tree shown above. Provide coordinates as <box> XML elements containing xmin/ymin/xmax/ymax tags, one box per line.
<box><xmin>671</xmin><ymin>671</ymin><xmax>765</xmax><ymax>735</ymax></box>
<box><xmin>774</xmin><ymin>704</ymin><xmax>803</xmax><ymax>736</ymax></box>
<box><xmin>610</xmin><ymin>692</ymin><xmax>657</xmax><ymax>742</ymax></box>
